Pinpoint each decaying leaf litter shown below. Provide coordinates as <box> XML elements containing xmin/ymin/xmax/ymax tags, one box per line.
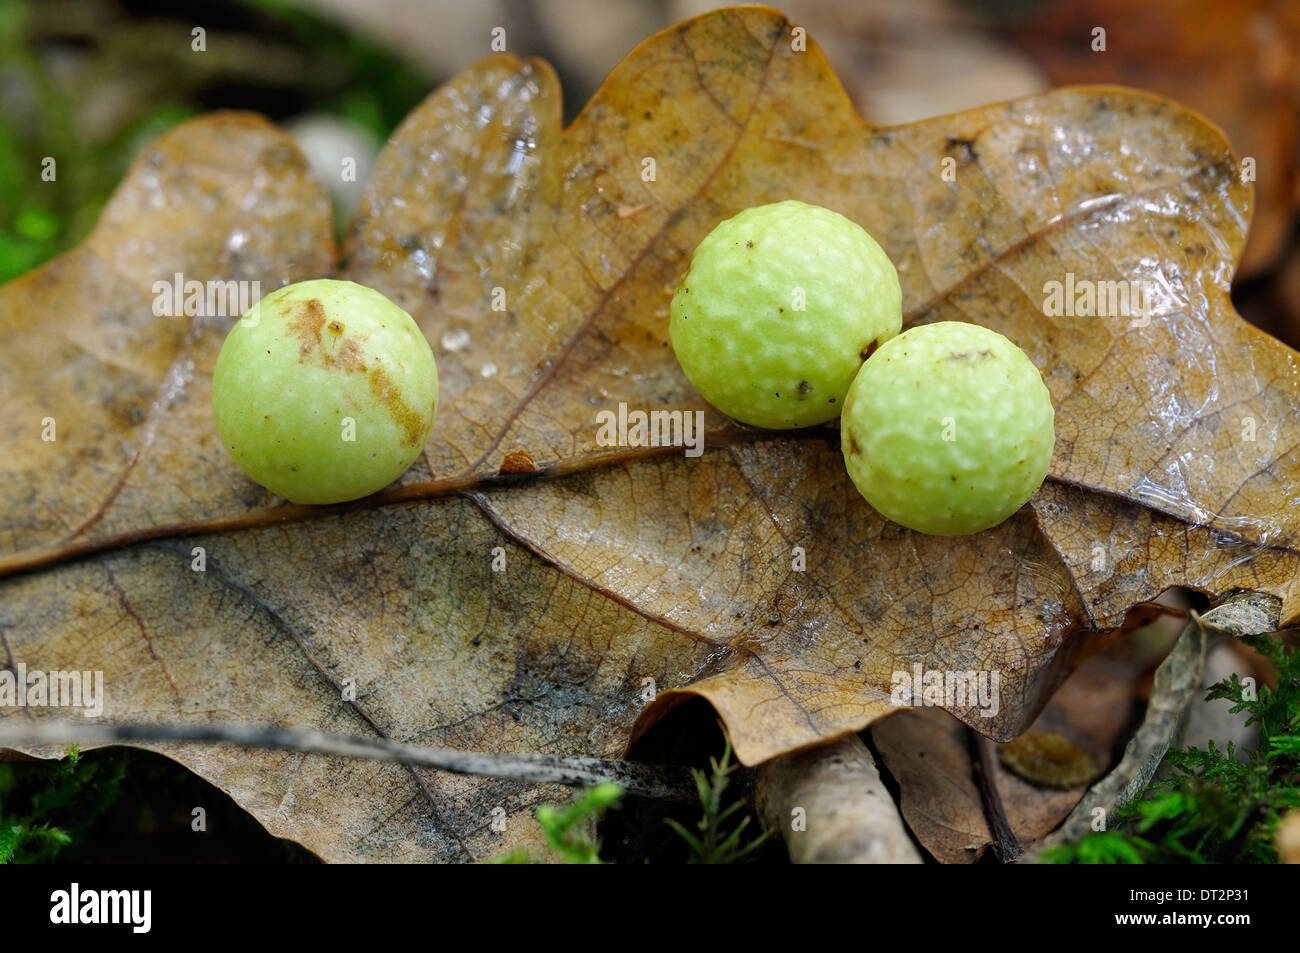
<box><xmin>0</xmin><ymin>6</ymin><xmax>1297</xmax><ymax>861</ymax></box>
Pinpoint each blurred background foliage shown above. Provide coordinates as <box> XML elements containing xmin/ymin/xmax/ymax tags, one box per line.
<box><xmin>0</xmin><ymin>0</ymin><xmax>433</xmax><ymax>281</ymax></box>
<box><xmin>2</xmin><ymin>0</ymin><xmax>1297</xmax><ymax>340</ymax></box>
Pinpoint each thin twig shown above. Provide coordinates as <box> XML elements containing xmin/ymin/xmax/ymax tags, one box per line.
<box><xmin>0</xmin><ymin>720</ymin><xmax>697</xmax><ymax>802</ymax></box>
<box><xmin>1023</xmin><ymin>590</ymin><xmax>1278</xmax><ymax>861</ymax></box>
<box><xmin>968</xmin><ymin>729</ymin><xmax>1021</xmax><ymax>862</ymax></box>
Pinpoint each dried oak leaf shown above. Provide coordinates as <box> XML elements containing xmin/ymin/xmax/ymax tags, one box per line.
<box><xmin>1</xmin><ymin>6</ymin><xmax>1299</xmax><ymax>862</ymax></box>
<box><xmin>873</xmin><ymin>640</ymin><xmax>1145</xmax><ymax>862</ymax></box>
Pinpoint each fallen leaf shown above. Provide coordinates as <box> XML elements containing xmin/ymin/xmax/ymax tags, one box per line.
<box><xmin>874</xmin><ymin>633</ymin><xmax>1149</xmax><ymax>860</ymax></box>
<box><xmin>872</xmin><ymin>708</ymin><xmax>991</xmax><ymax>863</ymax></box>
<box><xmin>2</xmin><ymin>6</ymin><xmax>1298</xmax><ymax>862</ymax></box>
<box><xmin>1011</xmin><ymin>0</ymin><xmax>1300</xmax><ymax>277</ymax></box>
<box><xmin>673</xmin><ymin>0</ymin><xmax>1048</xmax><ymax>124</ymax></box>
<box><xmin>998</xmin><ymin>731</ymin><xmax>1100</xmax><ymax>788</ymax></box>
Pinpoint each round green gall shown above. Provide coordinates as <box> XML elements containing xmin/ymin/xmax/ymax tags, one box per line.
<box><xmin>669</xmin><ymin>200</ymin><xmax>902</xmax><ymax>429</ymax></box>
<box><xmin>840</xmin><ymin>321</ymin><xmax>1055</xmax><ymax>535</ymax></box>
<box><xmin>212</xmin><ymin>278</ymin><xmax>438</xmax><ymax>504</ymax></box>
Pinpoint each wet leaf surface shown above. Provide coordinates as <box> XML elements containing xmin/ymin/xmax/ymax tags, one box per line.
<box><xmin>1012</xmin><ymin>0</ymin><xmax>1300</xmax><ymax>277</ymax></box>
<box><xmin>1</xmin><ymin>7</ymin><xmax>1298</xmax><ymax>861</ymax></box>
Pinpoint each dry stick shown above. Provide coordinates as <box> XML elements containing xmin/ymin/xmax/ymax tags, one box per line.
<box><xmin>1023</xmin><ymin>590</ymin><xmax>1282</xmax><ymax>861</ymax></box>
<box><xmin>752</xmin><ymin>733</ymin><xmax>923</xmax><ymax>863</ymax></box>
<box><xmin>1021</xmin><ymin>624</ymin><xmax>1204</xmax><ymax>860</ymax></box>
<box><xmin>968</xmin><ymin>729</ymin><xmax>1021</xmax><ymax>862</ymax></box>
<box><xmin>0</xmin><ymin>721</ymin><xmax>697</xmax><ymax>802</ymax></box>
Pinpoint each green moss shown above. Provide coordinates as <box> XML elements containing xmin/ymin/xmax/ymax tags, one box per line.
<box><xmin>0</xmin><ymin>745</ymin><xmax>125</xmax><ymax>863</ymax></box>
<box><xmin>1045</xmin><ymin>630</ymin><xmax>1300</xmax><ymax>864</ymax></box>
<box><xmin>489</xmin><ymin>782</ymin><xmax>622</xmax><ymax>865</ymax></box>
<box><xmin>488</xmin><ymin>736</ymin><xmax>772</xmax><ymax>864</ymax></box>
<box><xmin>665</xmin><ymin>735</ymin><xmax>771</xmax><ymax>864</ymax></box>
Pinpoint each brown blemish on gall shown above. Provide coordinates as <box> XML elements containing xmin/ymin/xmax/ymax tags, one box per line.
<box><xmin>848</xmin><ymin>435</ymin><xmax>861</xmax><ymax>456</ymax></box>
<box><xmin>288</xmin><ymin>299</ymin><xmax>367</xmax><ymax>372</ymax></box>
<box><xmin>324</xmin><ymin>336</ymin><xmax>367</xmax><ymax>373</ymax></box>
<box><xmin>499</xmin><ymin>449</ymin><xmax>537</xmax><ymax>475</ymax></box>
<box><xmin>368</xmin><ymin>366</ymin><xmax>425</xmax><ymax>447</ymax></box>
<box><xmin>289</xmin><ymin>298</ymin><xmax>327</xmax><ymax>358</ymax></box>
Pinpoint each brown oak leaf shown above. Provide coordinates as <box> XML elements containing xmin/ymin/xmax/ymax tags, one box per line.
<box><xmin>1</xmin><ymin>6</ymin><xmax>1297</xmax><ymax>862</ymax></box>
